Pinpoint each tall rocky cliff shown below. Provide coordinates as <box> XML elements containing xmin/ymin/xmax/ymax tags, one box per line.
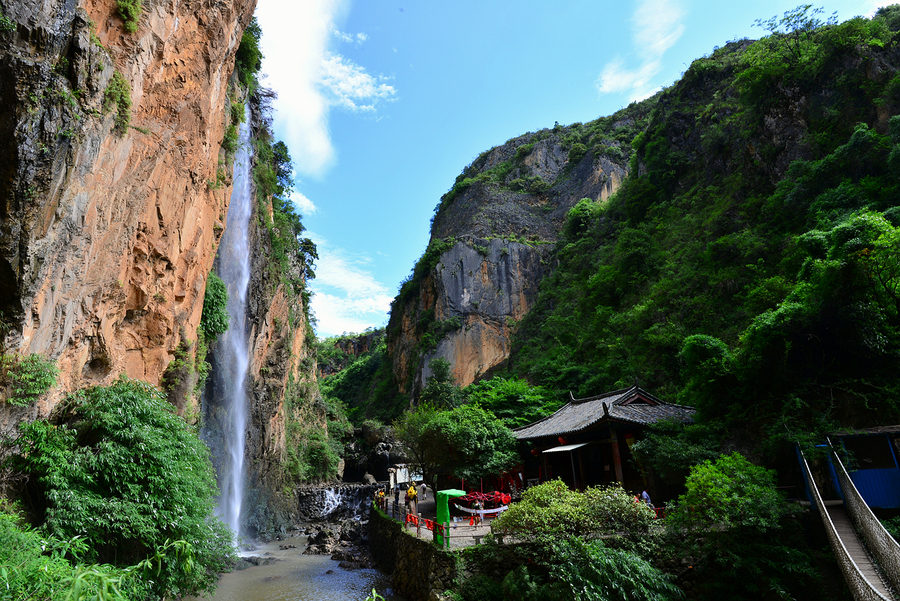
<box><xmin>387</xmin><ymin>107</ymin><xmax>653</xmax><ymax>398</ymax></box>
<box><xmin>0</xmin><ymin>0</ymin><xmax>255</xmax><ymax>420</ymax></box>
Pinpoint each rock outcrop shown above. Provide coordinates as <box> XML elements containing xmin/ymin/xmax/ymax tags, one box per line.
<box><xmin>0</xmin><ymin>0</ymin><xmax>255</xmax><ymax>418</ymax></box>
<box><xmin>387</xmin><ymin>116</ymin><xmax>648</xmax><ymax>398</ymax></box>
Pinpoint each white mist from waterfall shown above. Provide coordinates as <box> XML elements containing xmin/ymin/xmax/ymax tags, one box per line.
<box><xmin>214</xmin><ymin>104</ymin><xmax>253</xmax><ymax>542</ymax></box>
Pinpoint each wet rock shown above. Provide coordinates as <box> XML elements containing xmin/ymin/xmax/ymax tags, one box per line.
<box><xmin>233</xmin><ymin>556</ymin><xmax>280</xmax><ymax>571</ymax></box>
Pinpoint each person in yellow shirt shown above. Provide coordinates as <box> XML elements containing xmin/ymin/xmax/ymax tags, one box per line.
<box><xmin>407</xmin><ymin>483</ymin><xmax>418</xmax><ymax>515</ymax></box>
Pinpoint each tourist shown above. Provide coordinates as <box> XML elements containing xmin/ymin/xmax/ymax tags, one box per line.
<box><xmin>420</xmin><ymin>481</ymin><xmax>427</xmax><ymax>501</ymax></box>
<box><xmin>473</xmin><ymin>498</ymin><xmax>483</xmax><ymax>526</ymax></box>
<box><xmin>641</xmin><ymin>490</ymin><xmax>652</xmax><ymax>507</ymax></box>
<box><xmin>394</xmin><ymin>483</ymin><xmax>400</xmax><ymax>507</ymax></box>
<box><xmin>407</xmin><ymin>482</ymin><xmax>418</xmax><ymax>515</ymax></box>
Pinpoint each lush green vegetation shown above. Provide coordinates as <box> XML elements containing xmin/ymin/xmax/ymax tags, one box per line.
<box><xmin>103</xmin><ymin>70</ymin><xmax>132</xmax><ymax>134</ymax></box>
<box><xmin>505</xmin><ymin>9</ymin><xmax>900</xmax><ymax>447</ymax></box>
<box><xmin>493</xmin><ymin>480</ymin><xmax>655</xmax><ymax>539</ymax></box>
<box><xmin>283</xmin><ymin>377</ymin><xmax>349</xmax><ymax>482</ymax></box>
<box><xmin>1</xmin><ymin>353</ymin><xmax>58</xmax><ymax>406</ymax></box>
<box><xmin>0</xmin><ymin>12</ymin><xmax>16</xmax><ymax>33</ymax></box>
<box><xmin>457</xmin><ymin>537</ymin><xmax>681</xmax><ymax>601</ymax></box>
<box><xmin>463</xmin><ymin>376</ymin><xmax>561</xmax><ymax>429</ymax></box>
<box><xmin>317</xmin><ymin>331</ymin><xmax>408</xmax><ymax>424</ymax></box>
<box><xmin>337</xmin><ymin>9</ymin><xmax>900</xmax><ymax>600</ymax></box>
<box><xmin>252</xmin><ymin>125</ymin><xmax>318</xmax><ymax>299</ymax></box>
<box><xmin>393</xmin><ymin>403</ymin><xmax>517</xmax><ymax>493</ymax></box>
<box><xmin>664</xmin><ymin>453</ymin><xmax>820</xmax><ymax>599</ymax></box>
<box><xmin>234</xmin><ymin>17</ymin><xmax>263</xmax><ymax>90</ymax></box>
<box><xmin>0</xmin><ymin>507</ymin><xmax>154</xmax><ymax>600</ymax></box>
<box><xmin>4</xmin><ymin>377</ymin><xmax>234</xmax><ymax>599</ymax></box>
<box><xmin>116</xmin><ymin>0</ymin><xmax>142</xmax><ymax>33</ymax></box>
<box><xmin>200</xmin><ymin>271</ymin><xmax>229</xmax><ymax>341</ymax></box>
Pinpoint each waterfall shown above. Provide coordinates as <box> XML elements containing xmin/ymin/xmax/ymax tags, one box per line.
<box><xmin>321</xmin><ymin>489</ymin><xmax>343</xmax><ymax>518</ymax></box>
<box><xmin>205</xmin><ymin>103</ymin><xmax>253</xmax><ymax>542</ymax></box>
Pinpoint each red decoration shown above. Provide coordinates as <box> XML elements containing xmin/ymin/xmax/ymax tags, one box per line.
<box><xmin>531</xmin><ymin>448</ymin><xmax>540</xmax><ymax>456</ymax></box>
<box><xmin>558</xmin><ymin>436</ymin><xmax>568</xmax><ymax>445</ymax></box>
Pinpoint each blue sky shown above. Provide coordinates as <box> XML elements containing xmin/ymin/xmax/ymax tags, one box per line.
<box><xmin>253</xmin><ymin>0</ymin><xmax>889</xmax><ymax>338</ymax></box>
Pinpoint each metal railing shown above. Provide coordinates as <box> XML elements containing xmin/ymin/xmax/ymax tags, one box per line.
<box><xmin>374</xmin><ymin>497</ymin><xmax>497</xmax><ymax>547</ymax></box>
<box><xmin>799</xmin><ymin>451</ymin><xmax>892</xmax><ymax>601</ymax></box>
<box><xmin>830</xmin><ymin>444</ymin><xmax>900</xmax><ymax>594</ymax></box>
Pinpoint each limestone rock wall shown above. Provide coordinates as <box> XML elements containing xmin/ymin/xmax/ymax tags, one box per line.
<box><xmin>389</xmin><ymin>127</ymin><xmax>630</xmax><ymax>398</ymax></box>
<box><xmin>392</xmin><ymin>237</ymin><xmax>548</xmax><ymax>395</ymax></box>
<box><xmin>0</xmin><ymin>0</ymin><xmax>255</xmax><ymax>417</ymax></box>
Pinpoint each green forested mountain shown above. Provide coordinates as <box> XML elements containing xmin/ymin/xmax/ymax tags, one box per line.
<box><xmin>323</xmin><ymin>9</ymin><xmax>900</xmax><ymax>449</ymax></box>
<box><xmin>508</xmin><ymin>10</ymin><xmax>900</xmax><ymax>441</ymax></box>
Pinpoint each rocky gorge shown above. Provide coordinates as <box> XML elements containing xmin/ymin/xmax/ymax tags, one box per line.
<box><xmin>0</xmin><ymin>0</ymin><xmax>321</xmax><ymax>542</ymax></box>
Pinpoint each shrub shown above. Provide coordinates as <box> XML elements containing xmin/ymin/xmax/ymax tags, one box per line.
<box><xmin>12</xmin><ymin>377</ymin><xmax>234</xmax><ymax>598</ymax></box>
<box><xmin>3</xmin><ymin>353</ymin><xmax>58</xmax><ymax>406</ymax></box>
<box><xmin>222</xmin><ymin>123</ymin><xmax>238</xmax><ymax>156</ymax></box>
<box><xmin>235</xmin><ymin>17</ymin><xmax>263</xmax><ymax>88</ymax></box>
<box><xmin>116</xmin><ymin>0</ymin><xmax>142</xmax><ymax>33</ymax></box>
<box><xmin>493</xmin><ymin>480</ymin><xmax>654</xmax><ymax>539</ymax></box>
<box><xmin>497</xmin><ymin>538</ymin><xmax>681</xmax><ymax>601</ymax></box>
<box><xmin>668</xmin><ymin>452</ymin><xmax>790</xmax><ymax>532</ymax></box>
<box><xmin>0</xmin><ymin>13</ymin><xmax>15</xmax><ymax>33</ymax></box>
<box><xmin>568</xmin><ymin>142</ymin><xmax>588</xmax><ymax>163</ymax></box>
<box><xmin>665</xmin><ymin>454</ymin><xmax>819</xmax><ymax>599</ymax></box>
<box><xmin>103</xmin><ymin>70</ymin><xmax>131</xmax><ymax>134</ymax></box>
<box><xmin>459</xmin><ymin>573</ymin><xmax>504</xmax><ymax>601</ymax></box>
<box><xmin>546</xmin><ymin>538</ymin><xmax>682</xmax><ymax>601</ymax></box>
<box><xmin>200</xmin><ymin>271</ymin><xmax>229</xmax><ymax>341</ymax></box>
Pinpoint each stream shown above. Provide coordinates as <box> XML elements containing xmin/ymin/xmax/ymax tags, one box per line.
<box><xmin>187</xmin><ymin>537</ymin><xmax>403</xmax><ymax>601</ymax></box>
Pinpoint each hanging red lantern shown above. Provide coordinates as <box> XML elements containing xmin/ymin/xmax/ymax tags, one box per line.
<box><xmin>558</xmin><ymin>436</ymin><xmax>568</xmax><ymax>445</ymax></box>
<box><xmin>531</xmin><ymin>448</ymin><xmax>540</xmax><ymax>456</ymax></box>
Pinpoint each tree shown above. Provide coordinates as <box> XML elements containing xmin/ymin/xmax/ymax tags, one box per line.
<box><xmin>418</xmin><ymin>358</ymin><xmax>462</xmax><ymax>408</ymax></box>
<box><xmin>753</xmin><ymin>4</ymin><xmax>837</xmax><ymax>62</ymax></box>
<box><xmin>12</xmin><ymin>377</ymin><xmax>234</xmax><ymax>599</ymax></box>
<box><xmin>424</xmin><ymin>404</ymin><xmax>518</xmax><ymax>484</ymax></box>
<box><xmin>393</xmin><ymin>404</ymin><xmax>442</xmax><ymax>490</ymax></box>
<box><xmin>666</xmin><ymin>453</ymin><xmax>817</xmax><ymax>599</ymax></box>
<box><xmin>876</xmin><ymin>4</ymin><xmax>900</xmax><ymax>31</ymax></box>
<box><xmin>234</xmin><ymin>16</ymin><xmax>263</xmax><ymax>87</ymax></box>
<box><xmin>393</xmin><ymin>404</ymin><xmax>517</xmax><ymax>492</ymax></box>
<box><xmin>630</xmin><ymin>419</ymin><xmax>723</xmax><ymax>481</ymax></box>
<box><xmin>668</xmin><ymin>453</ymin><xmax>790</xmax><ymax>532</ymax></box>
<box><xmin>463</xmin><ymin>377</ymin><xmax>561</xmax><ymax>429</ymax></box>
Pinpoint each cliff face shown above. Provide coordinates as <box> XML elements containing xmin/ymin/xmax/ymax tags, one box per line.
<box><xmin>388</xmin><ymin>111</ymin><xmax>652</xmax><ymax>398</ymax></box>
<box><xmin>392</xmin><ymin>238</ymin><xmax>546</xmax><ymax>393</ymax></box>
<box><xmin>0</xmin><ymin>0</ymin><xmax>255</xmax><ymax>417</ymax></box>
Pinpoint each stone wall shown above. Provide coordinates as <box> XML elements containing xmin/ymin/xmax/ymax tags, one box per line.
<box><xmin>368</xmin><ymin>504</ymin><xmax>457</xmax><ymax>601</ymax></box>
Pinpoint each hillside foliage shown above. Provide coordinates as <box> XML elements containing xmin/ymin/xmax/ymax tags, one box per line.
<box><xmin>505</xmin><ymin>11</ymin><xmax>900</xmax><ymax>443</ymax></box>
<box><xmin>4</xmin><ymin>378</ymin><xmax>234</xmax><ymax>599</ymax></box>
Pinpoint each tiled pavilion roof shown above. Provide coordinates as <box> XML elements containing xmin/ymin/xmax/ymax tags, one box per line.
<box><xmin>513</xmin><ymin>385</ymin><xmax>695</xmax><ymax>440</ymax></box>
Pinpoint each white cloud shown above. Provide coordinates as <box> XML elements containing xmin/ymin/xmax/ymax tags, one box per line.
<box><xmin>334</xmin><ymin>29</ymin><xmax>368</xmax><ymax>45</ymax></box>
<box><xmin>290</xmin><ymin>190</ymin><xmax>317</xmax><ymax>216</ymax></box>
<box><xmin>596</xmin><ymin>0</ymin><xmax>685</xmax><ymax>100</ymax></box>
<box><xmin>308</xmin><ymin>234</ymin><xmax>393</xmax><ymax>337</ymax></box>
<box><xmin>255</xmin><ymin>0</ymin><xmax>396</xmax><ymax>179</ymax></box>
<box><xmin>319</xmin><ymin>53</ymin><xmax>397</xmax><ymax>112</ymax></box>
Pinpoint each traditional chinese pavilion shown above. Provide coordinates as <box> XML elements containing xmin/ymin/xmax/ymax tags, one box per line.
<box><xmin>513</xmin><ymin>385</ymin><xmax>695</xmax><ymax>499</ymax></box>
